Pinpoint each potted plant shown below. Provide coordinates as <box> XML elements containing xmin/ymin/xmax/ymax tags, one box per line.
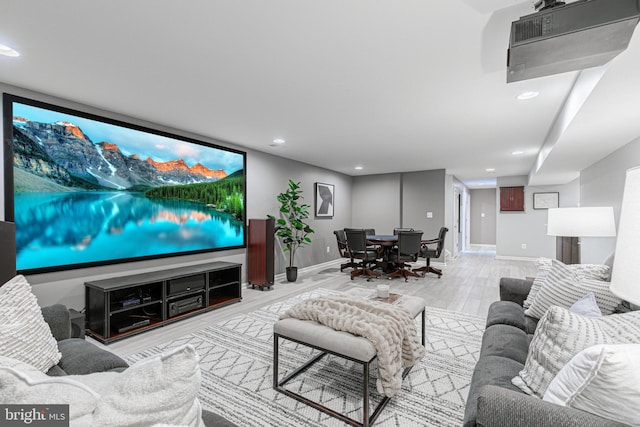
<box><xmin>269</xmin><ymin>179</ymin><xmax>315</xmax><ymax>282</ymax></box>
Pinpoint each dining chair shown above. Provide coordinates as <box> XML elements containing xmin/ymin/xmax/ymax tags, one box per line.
<box><xmin>333</xmin><ymin>230</ymin><xmax>358</xmax><ymax>272</ymax></box>
<box><xmin>347</xmin><ymin>227</ymin><xmax>379</xmax><ymax>251</ymax></box>
<box><xmin>414</xmin><ymin>227</ymin><xmax>448</xmax><ymax>278</ymax></box>
<box><xmin>345</xmin><ymin>229</ymin><xmax>381</xmax><ymax>281</ymax></box>
<box><xmin>393</xmin><ymin>227</ymin><xmax>414</xmax><ymax>235</ymax></box>
<box><xmin>387</xmin><ymin>230</ymin><xmax>423</xmax><ymax>281</ymax></box>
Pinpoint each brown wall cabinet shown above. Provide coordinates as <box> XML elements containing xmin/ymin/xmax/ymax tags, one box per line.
<box><xmin>500</xmin><ymin>186</ymin><xmax>525</xmax><ymax>212</ymax></box>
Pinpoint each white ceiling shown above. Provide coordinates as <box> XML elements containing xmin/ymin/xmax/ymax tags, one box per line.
<box><xmin>1</xmin><ymin>0</ymin><xmax>639</xmax><ymax>188</ymax></box>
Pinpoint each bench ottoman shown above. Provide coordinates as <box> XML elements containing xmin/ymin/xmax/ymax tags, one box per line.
<box><xmin>273</xmin><ymin>289</ymin><xmax>426</xmax><ymax>427</ymax></box>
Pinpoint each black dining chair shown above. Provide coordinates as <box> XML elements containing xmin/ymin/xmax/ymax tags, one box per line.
<box><xmin>393</xmin><ymin>227</ymin><xmax>414</xmax><ymax>235</ymax></box>
<box><xmin>345</xmin><ymin>229</ymin><xmax>381</xmax><ymax>281</ymax></box>
<box><xmin>388</xmin><ymin>230</ymin><xmax>423</xmax><ymax>281</ymax></box>
<box><xmin>333</xmin><ymin>230</ymin><xmax>358</xmax><ymax>272</ymax></box>
<box><xmin>414</xmin><ymin>227</ymin><xmax>448</xmax><ymax>278</ymax></box>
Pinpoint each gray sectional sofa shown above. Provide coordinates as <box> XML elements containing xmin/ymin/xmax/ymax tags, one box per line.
<box><xmin>463</xmin><ymin>277</ymin><xmax>629</xmax><ymax>427</ymax></box>
<box><xmin>41</xmin><ymin>304</ymin><xmax>237</xmax><ymax>427</ymax></box>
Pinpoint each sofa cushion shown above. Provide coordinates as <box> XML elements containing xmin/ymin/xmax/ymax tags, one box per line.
<box><xmin>45</xmin><ymin>364</ymin><xmax>67</xmax><ymax>377</ymax></box>
<box><xmin>513</xmin><ymin>306</ymin><xmax>640</xmax><ymax>397</ymax></box>
<box><xmin>0</xmin><ymin>275</ymin><xmax>61</xmax><ymax>372</ymax></box>
<box><xmin>57</xmin><ymin>338</ymin><xmax>128</xmax><ymax>375</ymax></box>
<box><xmin>543</xmin><ymin>344</ymin><xmax>640</xmax><ymax>426</ymax></box>
<box><xmin>480</xmin><ymin>325</ymin><xmax>530</xmax><ymax>365</ymax></box>
<box><xmin>463</xmin><ymin>355</ymin><xmax>524</xmax><ymax>427</ymax></box>
<box><xmin>486</xmin><ymin>301</ymin><xmax>526</xmax><ymax>330</ymax></box>
<box><xmin>485</xmin><ymin>301</ymin><xmax>538</xmax><ymax>334</ymax></box>
<box><xmin>201</xmin><ymin>409</ymin><xmax>239</xmax><ymax>427</ymax></box>
<box><xmin>40</xmin><ymin>304</ymin><xmax>71</xmax><ymax>341</ymax></box>
<box><xmin>524</xmin><ymin>260</ymin><xmax>620</xmax><ymax>320</ymax></box>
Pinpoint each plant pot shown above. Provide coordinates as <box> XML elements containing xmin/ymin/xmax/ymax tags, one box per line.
<box><xmin>286</xmin><ymin>266</ymin><xmax>298</xmax><ymax>282</ymax></box>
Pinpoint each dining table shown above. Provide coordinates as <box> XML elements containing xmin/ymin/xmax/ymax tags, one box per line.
<box><xmin>366</xmin><ymin>235</ymin><xmax>398</xmax><ymax>273</ymax></box>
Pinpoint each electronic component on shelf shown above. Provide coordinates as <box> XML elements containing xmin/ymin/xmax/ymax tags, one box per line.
<box><xmin>119</xmin><ymin>297</ymin><xmax>141</xmax><ymax>308</ymax></box>
<box><xmin>167</xmin><ymin>274</ymin><xmax>206</xmax><ymax>297</ymax></box>
<box><xmin>168</xmin><ymin>295</ymin><xmax>203</xmax><ymax>317</ymax></box>
<box><xmin>111</xmin><ymin>316</ymin><xmax>150</xmax><ymax>334</ymax></box>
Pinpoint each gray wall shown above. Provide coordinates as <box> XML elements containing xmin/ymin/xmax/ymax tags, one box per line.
<box><xmin>351</xmin><ymin>169</ymin><xmax>448</xmax><ymax>260</ymax></box>
<box><xmin>580</xmin><ymin>136</ymin><xmax>640</xmax><ymax>264</ymax></box>
<box><xmin>402</xmin><ymin>169</ymin><xmax>446</xmax><ymax>242</ymax></box>
<box><xmin>470</xmin><ymin>188</ymin><xmax>496</xmax><ymax>245</ymax></box>
<box><xmin>496</xmin><ymin>176</ymin><xmax>579</xmax><ymax>260</ymax></box>
<box><xmin>351</xmin><ymin>173</ymin><xmax>401</xmax><ymax>233</ymax></box>
<box><xmin>1</xmin><ymin>84</ymin><xmax>352</xmax><ymax>308</ymax></box>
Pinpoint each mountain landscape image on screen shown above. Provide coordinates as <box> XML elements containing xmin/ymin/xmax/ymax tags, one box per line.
<box><xmin>9</xmin><ymin>100</ymin><xmax>245</xmax><ymax>273</ymax></box>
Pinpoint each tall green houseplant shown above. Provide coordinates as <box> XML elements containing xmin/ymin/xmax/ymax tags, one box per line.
<box><xmin>269</xmin><ymin>179</ymin><xmax>315</xmax><ymax>282</ymax></box>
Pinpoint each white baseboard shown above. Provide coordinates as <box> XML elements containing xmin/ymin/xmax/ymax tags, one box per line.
<box><xmin>494</xmin><ymin>255</ymin><xmax>538</xmax><ymax>262</ymax></box>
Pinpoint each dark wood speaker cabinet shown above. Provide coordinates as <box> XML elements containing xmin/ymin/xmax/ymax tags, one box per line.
<box><xmin>247</xmin><ymin>218</ymin><xmax>275</xmax><ymax>290</ymax></box>
<box><xmin>0</xmin><ymin>221</ymin><xmax>16</xmax><ymax>285</ymax></box>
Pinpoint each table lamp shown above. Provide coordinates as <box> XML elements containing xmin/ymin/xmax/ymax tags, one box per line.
<box><xmin>547</xmin><ymin>206</ymin><xmax>616</xmax><ymax>264</ymax></box>
<box><xmin>610</xmin><ymin>166</ymin><xmax>640</xmax><ymax>306</ymax></box>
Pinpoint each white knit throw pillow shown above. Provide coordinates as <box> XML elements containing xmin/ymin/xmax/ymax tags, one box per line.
<box><xmin>513</xmin><ymin>306</ymin><xmax>640</xmax><ymax>397</ymax></box>
<box><xmin>0</xmin><ymin>275</ymin><xmax>61</xmax><ymax>372</ymax></box>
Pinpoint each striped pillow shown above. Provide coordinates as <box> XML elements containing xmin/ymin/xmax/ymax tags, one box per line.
<box><xmin>513</xmin><ymin>306</ymin><xmax>640</xmax><ymax>397</ymax></box>
<box><xmin>523</xmin><ymin>259</ymin><xmax>552</xmax><ymax>309</ymax></box>
<box><xmin>524</xmin><ymin>260</ymin><xmax>620</xmax><ymax>320</ymax></box>
<box><xmin>523</xmin><ymin>258</ymin><xmax>611</xmax><ymax>309</ymax></box>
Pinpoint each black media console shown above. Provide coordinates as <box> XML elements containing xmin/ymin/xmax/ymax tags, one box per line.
<box><xmin>85</xmin><ymin>261</ymin><xmax>241</xmax><ymax>344</ymax></box>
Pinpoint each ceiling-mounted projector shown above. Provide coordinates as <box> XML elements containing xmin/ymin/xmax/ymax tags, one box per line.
<box><xmin>507</xmin><ymin>0</ymin><xmax>640</xmax><ymax>83</ymax></box>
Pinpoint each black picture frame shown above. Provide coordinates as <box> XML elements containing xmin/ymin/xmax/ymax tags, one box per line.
<box><xmin>315</xmin><ymin>182</ymin><xmax>334</xmax><ymax>218</ymax></box>
<box><xmin>3</xmin><ymin>93</ymin><xmax>247</xmax><ymax>274</ymax></box>
<box><xmin>533</xmin><ymin>192</ymin><xmax>559</xmax><ymax>209</ymax></box>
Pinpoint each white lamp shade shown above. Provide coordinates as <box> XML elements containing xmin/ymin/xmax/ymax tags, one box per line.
<box><xmin>610</xmin><ymin>166</ymin><xmax>640</xmax><ymax>305</ymax></box>
<box><xmin>547</xmin><ymin>207</ymin><xmax>616</xmax><ymax>237</ymax></box>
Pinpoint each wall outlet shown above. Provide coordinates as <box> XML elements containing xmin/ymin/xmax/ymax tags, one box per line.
<box><xmin>521</xmin><ymin>243</ymin><xmax>527</xmax><ymax>249</ymax></box>
<box><xmin>326</xmin><ymin>246</ymin><xmax>331</xmax><ymax>253</ymax></box>
<box><xmin>427</xmin><ymin>211</ymin><xmax>433</xmax><ymax>219</ymax></box>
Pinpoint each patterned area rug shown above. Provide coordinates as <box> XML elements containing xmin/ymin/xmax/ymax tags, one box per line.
<box><xmin>127</xmin><ymin>289</ymin><xmax>486</xmax><ymax>427</ymax></box>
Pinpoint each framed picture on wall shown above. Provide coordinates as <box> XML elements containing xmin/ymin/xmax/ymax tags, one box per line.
<box><xmin>315</xmin><ymin>182</ymin><xmax>334</xmax><ymax>217</ymax></box>
<box><xmin>533</xmin><ymin>192</ymin><xmax>559</xmax><ymax>209</ymax></box>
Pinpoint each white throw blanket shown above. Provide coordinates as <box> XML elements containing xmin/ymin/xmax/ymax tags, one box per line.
<box><xmin>279</xmin><ymin>295</ymin><xmax>425</xmax><ymax>397</ymax></box>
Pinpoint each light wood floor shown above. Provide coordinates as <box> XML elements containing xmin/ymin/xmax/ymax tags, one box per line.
<box><xmin>94</xmin><ymin>247</ymin><xmax>537</xmax><ymax>358</ymax></box>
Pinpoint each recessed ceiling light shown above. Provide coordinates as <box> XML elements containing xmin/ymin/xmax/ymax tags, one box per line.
<box><xmin>512</xmin><ymin>150</ymin><xmax>524</xmax><ymax>155</ymax></box>
<box><xmin>354</xmin><ymin>165</ymin><xmax>363</xmax><ymax>170</ymax></box>
<box><xmin>486</xmin><ymin>168</ymin><xmax>495</xmax><ymax>172</ymax></box>
<box><xmin>0</xmin><ymin>44</ymin><xmax>20</xmax><ymax>57</ymax></box>
<box><xmin>269</xmin><ymin>138</ymin><xmax>285</xmax><ymax>147</ymax></box>
<box><xmin>517</xmin><ymin>91</ymin><xmax>539</xmax><ymax>100</ymax></box>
